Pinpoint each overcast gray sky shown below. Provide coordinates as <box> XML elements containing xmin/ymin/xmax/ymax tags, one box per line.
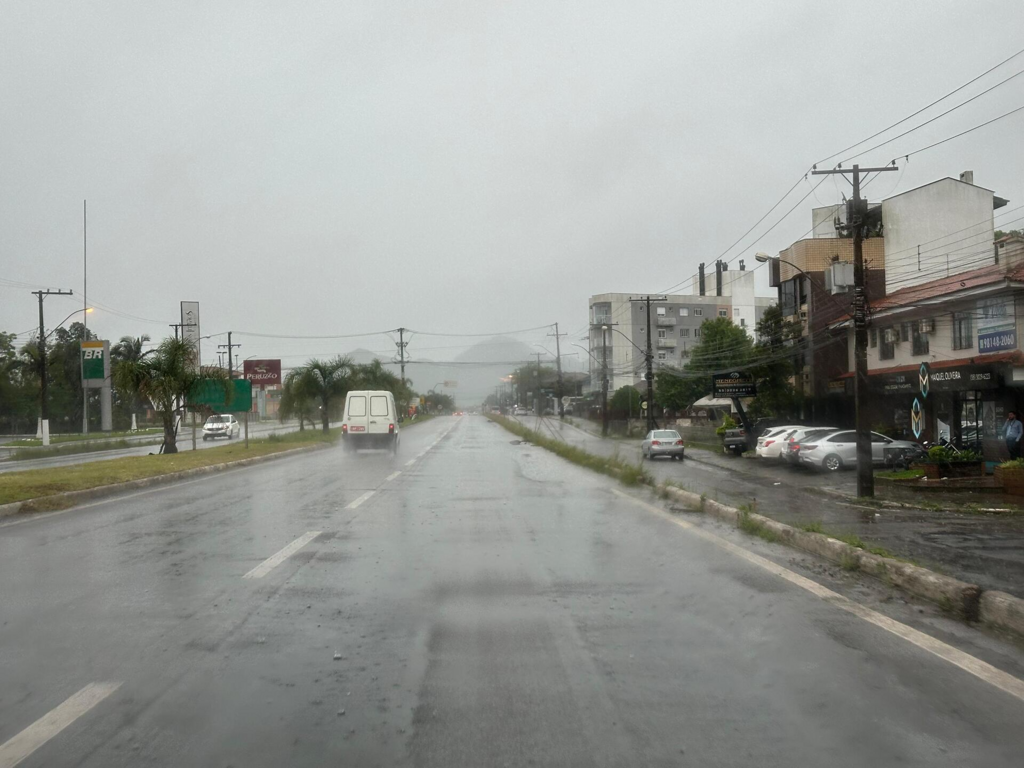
<box><xmin>3</xmin><ymin>0</ymin><xmax>1023</xmax><ymax>366</ymax></box>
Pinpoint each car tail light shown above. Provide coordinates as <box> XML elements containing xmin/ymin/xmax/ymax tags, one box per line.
<box><xmin>651</xmin><ymin>440</ymin><xmax>661</xmax><ymax>446</ymax></box>
<box><xmin>790</xmin><ymin>444</ymin><xmax>799</xmax><ymax>451</ymax></box>
<box><xmin>802</xmin><ymin>444</ymin><xmax>817</xmax><ymax>451</ymax></box>
<box><xmin>342</xmin><ymin>424</ymin><xmax>348</xmax><ymax>434</ymax></box>
<box><xmin>389</xmin><ymin>423</ymin><xmax>395</xmax><ymax>434</ymax></box>
<box><xmin>764</xmin><ymin>440</ymin><xmax>774</xmax><ymax>447</ymax></box>
<box><xmin>675</xmin><ymin>440</ymin><xmax>684</xmax><ymax>445</ymax></box>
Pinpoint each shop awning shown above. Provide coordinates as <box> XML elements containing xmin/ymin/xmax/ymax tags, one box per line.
<box><xmin>836</xmin><ymin>351</ymin><xmax>1024</xmax><ymax>379</ymax></box>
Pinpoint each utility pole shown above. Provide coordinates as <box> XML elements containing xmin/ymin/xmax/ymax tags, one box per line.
<box><xmin>396</xmin><ymin>328</ymin><xmax>408</xmax><ymax>414</ymax></box>
<box><xmin>597</xmin><ymin>325</ymin><xmax>611</xmax><ymax>437</ymax></box>
<box><xmin>549</xmin><ymin>323</ymin><xmax>566</xmax><ymax>418</ymax></box>
<box><xmin>629</xmin><ymin>296</ymin><xmax>666</xmax><ymax>433</ymax></box>
<box><xmin>32</xmin><ymin>289</ymin><xmax>74</xmax><ymax>424</ymax></box>
<box><xmin>812</xmin><ymin>162</ymin><xmax>897</xmax><ymax>498</ymax></box>
<box><xmin>82</xmin><ymin>200</ymin><xmax>89</xmax><ymax>435</ymax></box>
<box><xmin>218</xmin><ymin>332</ymin><xmax>241</xmax><ymax>378</ymax></box>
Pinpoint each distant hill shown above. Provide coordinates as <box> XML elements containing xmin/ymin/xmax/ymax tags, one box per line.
<box><xmin>340</xmin><ymin>336</ymin><xmax>586</xmax><ymax>405</ymax></box>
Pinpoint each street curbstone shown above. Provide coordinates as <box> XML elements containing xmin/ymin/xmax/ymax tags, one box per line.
<box><xmin>979</xmin><ymin>590</ymin><xmax>1024</xmax><ymax>638</ymax></box>
<box><xmin>0</xmin><ymin>442</ymin><xmax>330</xmax><ymax>519</ymax></box>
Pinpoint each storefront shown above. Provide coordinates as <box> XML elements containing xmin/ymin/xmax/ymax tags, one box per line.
<box><xmin>836</xmin><ymin>354</ymin><xmax>1024</xmax><ymax>463</ymax></box>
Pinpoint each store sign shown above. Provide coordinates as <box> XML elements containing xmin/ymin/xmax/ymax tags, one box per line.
<box><xmin>712</xmin><ymin>371</ymin><xmax>756</xmax><ymax>398</ymax></box>
<box><xmin>876</xmin><ymin>372</ymin><xmax>914</xmax><ymax>395</ymax></box>
<box><xmin>978</xmin><ymin>326</ymin><xmax>1017</xmax><ymax>353</ymax></box>
<box><xmin>911</xmin><ymin>397</ymin><xmax>924</xmax><ymax>439</ymax></box>
<box><xmin>243</xmin><ymin>359</ymin><xmax>282</xmax><ymax>387</ymax></box>
<box><xmin>929</xmin><ymin>366</ymin><xmax>997</xmax><ymax>391</ymax></box>
<box><xmin>180</xmin><ymin>301</ymin><xmax>201</xmax><ymax>373</ymax></box>
<box><xmin>81</xmin><ymin>340</ymin><xmax>106</xmax><ymax>380</ymax></box>
<box><xmin>827</xmin><ymin>379</ymin><xmax>849</xmax><ymax>395</ymax></box>
<box><xmin>919</xmin><ymin>362</ymin><xmax>929</xmax><ymax>399</ymax></box>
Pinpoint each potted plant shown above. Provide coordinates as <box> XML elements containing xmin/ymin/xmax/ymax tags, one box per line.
<box><xmin>912</xmin><ymin>445</ymin><xmax>984</xmax><ymax>479</ymax></box>
<box><xmin>995</xmin><ymin>458</ymin><xmax>1024</xmax><ymax>495</ymax></box>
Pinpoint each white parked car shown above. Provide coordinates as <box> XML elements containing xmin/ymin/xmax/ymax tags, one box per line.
<box><xmin>514</xmin><ymin>405</ymin><xmax>532</xmax><ymax>417</ymax></box>
<box><xmin>755</xmin><ymin>426</ymin><xmax>800</xmax><ymax>459</ymax></box>
<box><xmin>799</xmin><ymin>430</ymin><xmax>926</xmax><ymax>472</ymax></box>
<box><xmin>202</xmin><ymin>414</ymin><xmax>240</xmax><ymax>441</ymax></box>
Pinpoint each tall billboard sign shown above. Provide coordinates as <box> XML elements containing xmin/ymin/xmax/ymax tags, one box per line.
<box><xmin>80</xmin><ymin>340</ymin><xmax>113</xmax><ymax>431</ymax></box>
<box><xmin>243</xmin><ymin>359</ymin><xmax>282</xmax><ymax>388</ymax></box>
<box><xmin>712</xmin><ymin>371</ymin><xmax>757</xmax><ymax>398</ymax></box>
<box><xmin>180</xmin><ymin>301</ymin><xmax>200</xmax><ymax>373</ymax></box>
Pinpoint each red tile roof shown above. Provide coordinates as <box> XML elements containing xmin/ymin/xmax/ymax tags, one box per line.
<box><xmin>869</xmin><ymin>261</ymin><xmax>1024</xmax><ymax>311</ymax></box>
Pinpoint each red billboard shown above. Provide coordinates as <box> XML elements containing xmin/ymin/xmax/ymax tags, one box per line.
<box><xmin>243</xmin><ymin>359</ymin><xmax>282</xmax><ymax>387</ymax></box>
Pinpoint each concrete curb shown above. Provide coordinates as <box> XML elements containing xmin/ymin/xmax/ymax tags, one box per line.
<box><xmin>0</xmin><ymin>441</ymin><xmax>331</xmax><ymax>519</ymax></box>
<box><xmin>662</xmin><ymin>486</ymin><xmax>1022</xmax><ymax>636</ymax></box>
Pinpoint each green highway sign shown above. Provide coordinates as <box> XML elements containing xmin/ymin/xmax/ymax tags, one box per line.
<box><xmin>190</xmin><ymin>379</ymin><xmax>251</xmax><ymax>413</ymax></box>
<box><xmin>81</xmin><ymin>341</ymin><xmax>105</xmax><ymax>380</ymax></box>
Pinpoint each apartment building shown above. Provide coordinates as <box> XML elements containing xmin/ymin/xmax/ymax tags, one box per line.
<box><xmin>588</xmin><ymin>274</ymin><xmax>774</xmax><ymax>393</ymax></box>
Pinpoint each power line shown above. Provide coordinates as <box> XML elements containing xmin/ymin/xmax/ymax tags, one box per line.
<box><xmin>892</xmin><ymin>102</ymin><xmax>1024</xmax><ymax>163</ymax></box>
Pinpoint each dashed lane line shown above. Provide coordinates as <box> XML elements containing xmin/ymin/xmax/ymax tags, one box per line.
<box><xmin>346</xmin><ymin>491</ymin><xmax>375</xmax><ymax>510</ymax></box>
<box><xmin>0</xmin><ymin>682</ymin><xmax>121</xmax><ymax>768</ymax></box>
<box><xmin>242</xmin><ymin>531</ymin><xmax>322</xmax><ymax>579</ymax></box>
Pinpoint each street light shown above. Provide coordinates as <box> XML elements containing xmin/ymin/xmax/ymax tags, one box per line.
<box><xmin>45</xmin><ymin>306</ymin><xmax>94</xmax><ymax>341</ymax></box>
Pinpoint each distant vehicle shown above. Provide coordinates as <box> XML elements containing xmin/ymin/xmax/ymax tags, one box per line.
<box><xmin>342</xmin><ymin>390</ymin><xmax>400</xmax><ymax>453</ymax></box>
<box><xmin>799</xmin><ymin>430</ymin><xmax>925</xmax><ymax>471</ymax></box>
<box><xmin>722</xmin><ymin>427</ymin><xmax>749</xmax><ymax>456</ymax></box>
<box><xmin>514</xmin><ymin>405</ymin><xmax>532</xmax><ymax>417</ymax></box>
<box><xmin>202</xmin><ymin>414</ymin><xmax>240</xmax><ymax>441</ymax></box>
<box><xmin>755</xmin><ymin>425</ymin><xmax>801</xmax><ymax>458</ymax></box>
<box><xmin>490</xmin><ymin>406</ymin><xmax>501</xmax><ymax>414</ymax></box>
<box><xmin>454</xmin><ymin>411</ymin><xmax>464</xmax><ymax>416</ymax></box>
<box><xmin>641</xmin><ymin>429</ymin><xmax>685</xmax><ymax>460</ymax></box>
<box><xmin>781</xmin><ymin>427</ymin><xmax>837</xmax><ymax>466</ymax></box>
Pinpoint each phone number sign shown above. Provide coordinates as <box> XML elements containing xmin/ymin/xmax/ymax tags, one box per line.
<box><xmin>978</xmin><ymin>327</ymin><xmax>1017</xmax><ymax>353</ymax></box>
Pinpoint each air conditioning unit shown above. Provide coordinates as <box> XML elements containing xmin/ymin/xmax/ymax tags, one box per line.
<box><xmin>919</xmin><ymin>318</ymin><xmax>935</xmax><ymax>333</ymax></box>
<box><xmin>883</xmin><ymin>329</ymin><xmax>896</xmax><ymax>343</ymax></box>
<box><xmin>799</xmin><ymin>310</ymin><xmax>808</xmax><ymax>320</ymax></box>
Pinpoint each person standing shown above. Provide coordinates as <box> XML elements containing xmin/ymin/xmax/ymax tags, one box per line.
<box><xmin>1005</xmin><ymin>411</ymin><xmax>1023</xmax><ymax>460</ymax></box>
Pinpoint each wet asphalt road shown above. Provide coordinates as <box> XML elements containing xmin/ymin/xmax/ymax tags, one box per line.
<box><xmin>2</xmin><ymin>415</ymin><xmax>1024</xmax><ymax>766</ymax></box>
<box><xmin>520</xmin><ymin>416</ymin><xmax>1024</xmax><ymax>599</ymax></box>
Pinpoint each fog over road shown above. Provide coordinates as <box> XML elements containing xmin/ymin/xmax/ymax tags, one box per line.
<box><xmin>2</xmin><ymin>415</ymin><xmax>1023</xmax><ymax>766</ymax></box>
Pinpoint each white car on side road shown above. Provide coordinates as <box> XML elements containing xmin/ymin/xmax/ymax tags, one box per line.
<box><xmin>202</xmin><ymin>414</ymin><xmax>240</xmax><ymax>441</ymax></box>
<box><xmin>755</xmin><ymin>426</ymin><xmax>800</xmax><ymax>459</ymax></box>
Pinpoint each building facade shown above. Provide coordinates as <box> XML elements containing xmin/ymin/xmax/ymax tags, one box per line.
<box><xmin>588</xmin><ymin>279</ymin><xmax>774</xmax><ymax>393</ymax></box>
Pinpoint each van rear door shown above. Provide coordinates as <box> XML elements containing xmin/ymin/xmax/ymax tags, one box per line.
<box><xmin>346</xmin><ymin>393</ymin><xmax>369</xmax><ymax>434</ymax></box>
<box><xmin>367</xmin><ymin>392</ymin><xmax>392</xmax><ymax>435</ymax></box>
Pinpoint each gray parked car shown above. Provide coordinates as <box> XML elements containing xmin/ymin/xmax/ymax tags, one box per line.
<box><xmin>799</xmin><ymin>430</ymin><xmax>925</xmax><ymax>471</ymax></box>
<box><xmin>641</xmin><ymin>429</ymin><xmax>685</xmax><ymax>460</ymax></box>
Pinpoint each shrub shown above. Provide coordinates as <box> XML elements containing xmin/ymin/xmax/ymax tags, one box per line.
<box><xmin>926</xmin><ymin>445</ymin><xmax>980</xmax><ymax>463</ymax></box>
<box><xmin>998</xmin><ymin>458</ymin><xmax>1024</xmax><ymax>469</ymax></box>
<box><xmin>715</xmin><ymin>413</ymin><xmax>737</xmax><ymax>437</ymax></box>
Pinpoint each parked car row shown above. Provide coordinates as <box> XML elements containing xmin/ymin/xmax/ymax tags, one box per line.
<box><xmin>755</xmin><ymin>424</ymin><xmax>926</xmax><ymax>472</ymax></box>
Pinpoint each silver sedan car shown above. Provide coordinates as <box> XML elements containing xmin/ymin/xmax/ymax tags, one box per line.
<box><xmin>641</xmin><ymin>429</ymin><xmax>686</xmax><ymax>461</ymax></box>
<box><xmin>799</xmin><ymin>430</ymin><xmax>925</xmax><ymax>471</ymax></box>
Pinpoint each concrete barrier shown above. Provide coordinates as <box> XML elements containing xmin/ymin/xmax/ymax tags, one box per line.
<box><xmin>979</xmin><ymin>590</ymin><xmax>1024</xmax><ymax>638</ymax></box>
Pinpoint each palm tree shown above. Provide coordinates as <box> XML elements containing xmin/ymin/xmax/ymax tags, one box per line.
<box><xmin>292</xmin><ymin>356</ymin><xmax>355</xmax><ymax>432</ymax></box>
<box><xmin>112</xmin><ymin>335</ymin><xmax>152</xmax><ymax>426</ymax></box>
<box><xmin>113</xmin><ymin>337</ymin><xmax>226</xmax><ymax>453</ymax></box>
<box><xmin>279</xmin><ymin>368</ymin><xmax>318</xmax><ymax>431</ymax></box>
<box><xmin>354</xmin><ymin>360</ymin><xmax>412</xmax><ymax>415</ymax></box>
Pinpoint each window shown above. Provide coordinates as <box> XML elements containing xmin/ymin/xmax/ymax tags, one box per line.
<box><xmin>912</xmin><ymin>326</ymin><xmax>929</xmax><ymax>356</ymax></box>
<box><xmin>657</xmin><ymin>328</ymin><xmax>667</xmax><ymax>339</ymax></box>
<box><xmin>734</xmin><ymin>308</ymin><xmax>740</xmax><ymax>316</ymax></box>
<box><xmin>900</xmin><ymin>322</ymin><xmax>912</xmax><ymax>343</ymax></box>
<box><xmin>679</xmin><ymin>308</ymin><xmax>689</xmax><ymax>317</ymax></box>
<box><xmin>694</xmin><ymin>327</ymin><xmax>701</xmax><ymax>338</ymax></box>
<box><xmin>718</xmin><ymin>309</ymin><xmax>728</xmax><ymax>317</ymax></box>
<box><xmin>348</xmin><ymin>395</ymin><xmax>367</xmax><ymax>417</ymax></box>
<box><xmin>657</xmin><ymin>352</ymin><xmax>667</xmax><ymax>360</ymax></box>
<box><xmin>880</xmin><ymin>328</ymin><xmax>895</xmax><ymax>360</ymax></box>
<box><xmin>370</xmin><ymin>395</ymin><xmax>389</xmax><ymax>417</ymax></box>
<box><xmin>694</xmin><ymin>308</ymin><xmax>703</xmax><ymax>317</ymax></box>
<box><xmin>829</xmin><ymin>431</ymin><xmax>856</xmax><ymax>443</ymax></box>
<box><xmin>869</xmin><ymin>328</ymin><xmax>877</xmax><ymax>348</ymax></box>
<box><xmin>679</xmin><ymin>328</ymin><xmax>690</xmax><ymax>337</ymax></box>
<box><xmin>656</xmin><ymin>306</ymin><xmax>666</xmax><ymax>316</ymax></box>
<box><xmin>592</xmin><ymin>302</ymin><xmax>612</xmax><ymax>325</ymax></box>
<box><xmin>871</xmin><ymin>432</ymin><xmax>891</xmax><ymax>444</ymax></box>
<box><xmin>740</xmin><ymin>318</ymin><xmax>747</xmax><ymax>328</ymax></box>
<box><xmin>952</xmin><ymin>311</ymin><xmax>973</xmax><ymax>350</ymax></box>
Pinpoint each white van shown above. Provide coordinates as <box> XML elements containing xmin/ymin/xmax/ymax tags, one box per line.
<box><xmin>342</xmin><ymin>390</ymin><xmax>400</xmax><ymax>452</ymax></box>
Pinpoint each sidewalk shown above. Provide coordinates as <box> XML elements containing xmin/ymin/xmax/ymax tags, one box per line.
<box><xmin>518</xmin><ymin>415</ymin><xmax>1024</xmax><ymax>601</ymax></box>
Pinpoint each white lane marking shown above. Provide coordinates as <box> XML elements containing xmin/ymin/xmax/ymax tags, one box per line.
<box><xmin>611</xmin><ymin>488</ymin><xmax>1024</xmax><ymax>704</ymax></box>
<box><xmin>242</xmin><ymin>531</ymin><xmax>322</xmax><ymax>579</ymax></box>
<box><xmin>346</xmin><ymin>491</ymin><xmax>375</xmax><ymax>510</ymax></box>
<box><xmin>385</xmin><ymin>471</ymin><xmax>401</xmax><ymax>482</ymax></box>
<box><xmin>405</xmin><ymin>459</ymin><xmax>417</xmax><ymax>467</ymax></box>
<box><xmin>0</xmin><ymin>682</ymin><xmax>121</xmax><ymax>768</ymax></box>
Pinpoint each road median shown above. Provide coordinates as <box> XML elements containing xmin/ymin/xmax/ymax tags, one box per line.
<box><xmin>0</xmin><ymin>428</ymin><xmax>341</xmax><ymax>517</ymax></box>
